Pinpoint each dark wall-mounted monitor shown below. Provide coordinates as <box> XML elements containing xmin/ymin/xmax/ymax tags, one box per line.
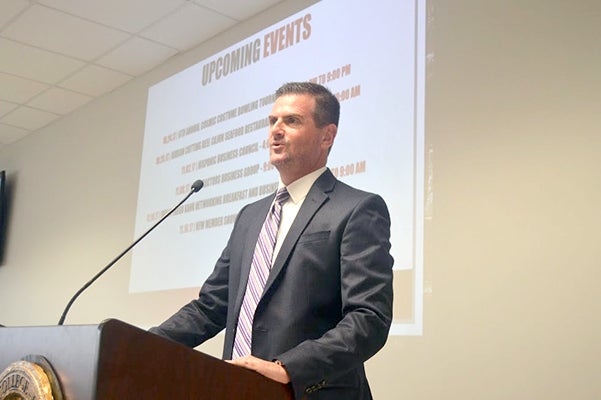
<box><xmin>0</xmin><ymin>170</ymin><xmax>7</xmax><ymax>264</ymax></box>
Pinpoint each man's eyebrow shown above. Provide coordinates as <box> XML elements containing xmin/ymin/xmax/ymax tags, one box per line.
<box><xmin>268</xmin><ymin>113</ymin><xmax>304</xmax><ymax>120</ymax></box>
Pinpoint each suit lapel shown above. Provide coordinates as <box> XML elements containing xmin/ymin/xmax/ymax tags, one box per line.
<box><xmin>264</xmin><ymin>170</ymin><xmax>336</xmax><ymax>292</ymax></box>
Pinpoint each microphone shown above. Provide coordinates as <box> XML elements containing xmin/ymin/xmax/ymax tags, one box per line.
<box><xmin>190</xmin><ymin>179</ymin><xmax>204</xmax><ymax>193</ymax></box>
<box><xmin>57</xmin><ymin>179</ymin><xmax>204</xmax><ymax>325</ymax></box>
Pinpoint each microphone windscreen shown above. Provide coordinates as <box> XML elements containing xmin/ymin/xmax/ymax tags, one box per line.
<box><xmin>191</xmin><ymin>179</ymin><xmax>204</xmax><ymax>192</ymax></box>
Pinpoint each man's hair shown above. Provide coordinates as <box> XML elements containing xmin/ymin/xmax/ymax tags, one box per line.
<box><xmin>275</xmin><ymin>82</ymin><xmax>340</xmax><ymax>128</ymax></box>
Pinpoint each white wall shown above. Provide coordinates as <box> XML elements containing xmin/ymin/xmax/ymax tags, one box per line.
<box><xmin>1</xmin><ymin>1</ymin><xmax>600</xmax><ymax>399</ymax></box>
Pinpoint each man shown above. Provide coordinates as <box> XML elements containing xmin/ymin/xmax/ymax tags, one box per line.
<box><xmin>150</xmin><ymin>82</ymin><xmax>394</xmax><ymax>399</ymax></box>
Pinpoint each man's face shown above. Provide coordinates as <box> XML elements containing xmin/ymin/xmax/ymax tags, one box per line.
<box><xmin>268</xmin><ymin>93</ymin><xmax>336</xmax><ymax>185</ymax></box>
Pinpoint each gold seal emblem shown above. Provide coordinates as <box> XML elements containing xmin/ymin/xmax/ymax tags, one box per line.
<box><xmin>0</xmin><ymin>357</ymin><xmax>58</xmax><ymax>400</ymax></box>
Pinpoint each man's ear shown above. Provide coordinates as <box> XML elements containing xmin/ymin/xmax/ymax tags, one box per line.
<box><xmin>322</xmin><ymin>123</ymin><xmax>337</xmax><ymax>148</ymax></box>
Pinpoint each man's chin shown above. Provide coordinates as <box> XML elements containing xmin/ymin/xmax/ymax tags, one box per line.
<box><xmin>269</xmin><ymin>157</ymin><xmax>286</xmax><ymax>169</ymax></box>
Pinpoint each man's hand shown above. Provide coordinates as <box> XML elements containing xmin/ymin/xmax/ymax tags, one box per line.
<box><xmin>227</xmin><ymin>355</ymin><xmax>290</xmax><ymax>384</ymax></box>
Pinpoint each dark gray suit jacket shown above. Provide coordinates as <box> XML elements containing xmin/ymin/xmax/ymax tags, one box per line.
<box><xmin>151</xmin><ymin>169</ymin><xmax>394</xmax><ymax>399</ymax></box>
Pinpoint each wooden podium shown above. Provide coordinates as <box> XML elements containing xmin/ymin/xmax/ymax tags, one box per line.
<box><xmin>0</xmin><ymin>319</ymin><xmax>294</xmax><ymax>399</ymax></box>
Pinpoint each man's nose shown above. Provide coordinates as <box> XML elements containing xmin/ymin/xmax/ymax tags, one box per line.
<box><xmin>270</xmin><ymin>119</ymin><xmax>284</xmax><ymax>133</ymax></box>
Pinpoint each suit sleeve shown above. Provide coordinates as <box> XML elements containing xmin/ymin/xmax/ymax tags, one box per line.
<box><xmin>277</xmin><ymin>194</ymin><xmax>394</xmax><ymax>397</ymax></box>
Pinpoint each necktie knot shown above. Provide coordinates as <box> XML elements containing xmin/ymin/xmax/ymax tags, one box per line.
<box><xmin>275</xmin><ymin>187</ymin><xmax>289</xmax><ymax>206</ymax></box>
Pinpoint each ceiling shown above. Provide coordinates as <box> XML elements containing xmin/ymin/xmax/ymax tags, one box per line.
<box><xmin>0</xmin><ymin>0</ymin><xmax>284</xmax><ymax>148</ymax></box>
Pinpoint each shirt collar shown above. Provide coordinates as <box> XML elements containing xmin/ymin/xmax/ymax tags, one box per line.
<box><xmin>279</xmin><ymin>167</ymin><xmax>327</xmax><ymax>204</ymax></box>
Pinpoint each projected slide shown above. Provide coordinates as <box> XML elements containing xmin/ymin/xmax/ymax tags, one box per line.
<box><xmin>132</xmin><ymin>0</ymin><xmax>425</xmax><ymax>335</ymax></box>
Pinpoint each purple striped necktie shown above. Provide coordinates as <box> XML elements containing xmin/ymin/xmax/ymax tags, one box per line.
<box><xmin>232</xmin><ymin>187</ymin><xmax>290</xmax><ymax>359</ymax></box>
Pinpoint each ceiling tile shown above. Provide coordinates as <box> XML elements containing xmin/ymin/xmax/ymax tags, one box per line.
<box><xmin>58</xmin><ymin>64</ymin><xmax>132</xmax><ymax>97</ymax></box>
<box><xmin>27</xmin><ymin>87</ymin><xmax>93</xmax><ymax>115</ymax></box>
<box><xmin>2</xmin><ymin>4</ymin><xmax>129</xmax><ymax>61</ymax></box>
<box><xmin>0</xmin><ymin>101</ymin><xmax>18</xmax><ymax>118</ymax></box>
<box><xmin>37</xmin><ymin>0</ymin><xmax>187</xmax><ymax>33</ymax></box>
<box><xmin>1</xmin><ymin>106</ymin><xmax>60</xmax><ymax>131</ymax></box>
<box><xmin>140</xmin><ymin>3</ymin><xmax>236</xmax><ymax>51</ymax></box>
<box><xmin>192</xmin><ymin>0</ymin><xmax>282</xmax><ymax>20</ymax></box>
<box><xmin>0</xmin><ymin>38</ymin><xmax>85</xmax><ymax>84</ymax></box>
<box><xmin>0</xmin><ymin>0</ymin><xmax>276</xmax><ymax>142</ymax></box>
<box><xmin>0</xmin><ymin>123</ymin><xmax>30</xmax><ymax>145</ymax></box>
<box><xmin>0</xmin><ymin>0</ymin><xmax>29</xmax><ymax>28</ymax></box>
<box><xmin>0</xmin><ymin>72</ymin><xmax>49</xmax><ymax>103</ymax></box>
<box><xmin>96</xmin><ymin>36</ymin><xmax>178</xmax><ymax>75</ymax></box>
